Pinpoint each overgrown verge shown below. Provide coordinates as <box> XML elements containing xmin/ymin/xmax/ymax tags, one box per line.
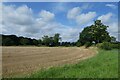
<box><xmin>96</xmin><ymin>42</ymin><xmax>120</xmax><ymax>50</ymax></box>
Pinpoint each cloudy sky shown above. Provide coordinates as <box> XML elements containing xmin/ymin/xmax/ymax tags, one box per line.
<box><xmin>1</xmin><ymin>2</ymin><xmax>118</xmax><ymax>42</ymax></box>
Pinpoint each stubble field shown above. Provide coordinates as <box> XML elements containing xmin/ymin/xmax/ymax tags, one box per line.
<box><xmin>2</xmin><ymin>46</ymin><xmax>96</xmax><ymax>77</ymax></box>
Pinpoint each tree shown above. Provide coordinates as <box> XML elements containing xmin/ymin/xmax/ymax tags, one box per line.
<box><xmin>78</xmin><ymin>20</ymin><xmax>111</xmax><ymax>45</ymax></box>
<box><xmin>2</xmin><ymin>37</ymin><xmax>14</xmax><ymax>46</ymax></box>
<box><xmin>9</xmin><ymin>35</ymin><xmax>19</xmax><ymax>45</ymax></box>
<box><xmin>0</xmin><ymin>34</ymin><xmax>1</xmax><ymax>46</ymax></box>
<box><xmin>32</xmin><ymin>39</ymin><xmax>38</xmax><ymax>46</ymax></box>
<box><xmin>42</xmin><ymin>35</ymin><xmax>53</xmax><ymax>46</ymax></box>
<box><xmin>38</xmin><ymin>39</ymin><xmax>42</xmax><ymax>46</ymax></box>
<box><xmin>53</xmin><ymin>33</ymin><xmax>61</xmax><ymax>46</ymax></box>
<box><xmin>20</xmin><ymin>38</ymin><xmax>30</xmax><ymax>45</ymax></box>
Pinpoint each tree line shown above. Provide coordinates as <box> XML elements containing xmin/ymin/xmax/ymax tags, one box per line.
<box><xmin>0</xmin><ymin>20</ymin><xmax>118</xmax><ymax>47</ymax></box>
<box><xmin>0</xmin><ymin>33</ymin><xmax>77</xmax><ymax>46</ymax></box>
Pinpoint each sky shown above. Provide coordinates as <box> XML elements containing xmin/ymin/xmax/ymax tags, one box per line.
<box><xmin>1</xmin><ymin>2</ymin><xmax>118</xmax><ymax>42</ymax></box>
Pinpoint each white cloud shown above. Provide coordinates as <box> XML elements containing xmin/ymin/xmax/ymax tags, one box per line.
<box><xmin>76</xmin><ymin>12</ymin><xmax>96</xmax><ymax>25</ymax></box>
<box><xmin>98</xmin><ymin>13</ymin><xmax>113</xmax><ymax>23</ymax></box>
<box><xmin>39</xmin><ymin>10</ymin><xmax>55</xmax><ymax>22</ymax></box>
<box><xmin>67</xmin><ymin>7</ymin><xmax>81</xmax><ymax>19</ymax></box>
<box><xmin>2</xmin><ymin>5</ymin><xmax>50</xmax><ymax>35</ymax></box>
<box><xmin>53</xmin><ymin>3</ymin><xmax>68</xmax><ymax>13</ymax></box>
<box><xmin>3</xmin><ymin>5</ymin><xmax>34</xmax><ymax>25</ymax></box>
<box><xmin>2</xmin><ymin>4</ymin><xmax>118</xmax><ymax>42</ymax></box>
<box><xmin>108</xmin><ymin>22</ymin><xmax>118</xmax><ymax>33</ymax></box>
<box><xmin>106</xmin><ymin>4</ymin><xmax>117</xmax><ymax>9</ymax></box>
<box><xmin>0</xmin><ymin>3</ymin><xmax>2</xmax><ymax>34</ymax></box>
<box><xmin>97</xmin><ymin>13</ymin><xmax>118</xmax><ymax>40</ymax></box>
<box><xmin>67</xmin><ymin>7</ymin><xmax>96</xmax><ymax>25</ymax></box>
<box><xmin>2</xmin><ymin>4</ymin><xmax>81</xmax><ymax>42</ymax></box>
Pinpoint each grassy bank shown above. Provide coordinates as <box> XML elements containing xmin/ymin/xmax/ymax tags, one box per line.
<box><xmin>29</xmin><ymin>49</ymin><xmax>118</xmax><ymax>78</ymax></box>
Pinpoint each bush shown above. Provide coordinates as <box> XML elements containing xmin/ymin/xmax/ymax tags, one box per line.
<box><xmin>85</xmin><ymin>42</ymin><xmax>92</xmax><ymax>48</ymax></box>
<box><xmin>97</xmin><ymin>42</ymin><xmax>112</xmax><ymax>50</ymax></box>
<box><xmin>76</xmin><ymin>42</ymin><xmax>81</xmax><ymax>47</ymax></box>
<box><xmin>111</xmin><ymin>43</ymin><xmax>118</xmax><ymax>49</ymax></box>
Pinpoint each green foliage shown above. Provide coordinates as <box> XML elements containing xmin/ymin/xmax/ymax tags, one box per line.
<box><xmin>85</xmin><ymin>42</ymin><xmax>92</xmax><ymax>48</ymax></box>
<box><xmin>32</xmin><ymin>39</ymin><xmax>38</xmax><ymax>46</ymax></box>
<box><xmin>2</xmin><ymin>35</ymin><xmax>19</xmax><ymax>46</ymax></box>
<box><xmin>76</xmin><ymin>42</ymin><xmax>81</xmax><ymax>47</ymax></box>
<box><xmin>0</xmin><ymin>35</ymin><xmax>1</xmax><ymax>46</ymax></box>
<box><xmin>20</xmin><ymin>38</ymin><xmax>30</xmax><ymax>45</ymax></box>
<box><xmin>38</xmin><ymin>39</ymin><xmax>42</xmax><ymax>46</ymax></box>
<box><xmin>79</xmin><ymin>20</ymin><xmax>111</xmax><ymax>45</ymax></box>
<box><xmin>3</xmin><ymin>38</ymin><xmax>14</xmax><ymax>46</ymax></box>
<box><xmin>97</xmin><ymin>42</ymin><xmax>112</xmax><ymax>50</ymax></box>
<box><xmin>29</xmin><ymin>49</ymin><xmax>118</xmax><ymax>78</ymax></box>
<box><xmin>97</xmin><ymin>42</ymin><xmax>120</xmax><ymax>50</ymax></box>
<box><xmin>53</xmin><ymin>33</ymin><xmax>61</xmax><ymax>46</ymax></box>
<box><xmin>42</xmin><ymin>33</ymin><xmax>61</xmax><ymax>46</ymax></box>
<box><xmin>111</xmin><ymin>43</ymin><xmax>118</xmax><ymax>49</ymax></box>
<box><xmin>42</xmin><ymin>35</ymin><xmax>52</xmax><ymax>46</ymax></box>
<box><xmin>1</xmin><ymin>34</ymin><xmax>61</xmax><ymax>46</ymax></box>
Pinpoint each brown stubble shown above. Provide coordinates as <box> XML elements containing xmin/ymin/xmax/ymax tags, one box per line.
<box><xmin>2</xmin><ymin>46</ymin><xmax>97</xmax><ymax>78</ymax></box>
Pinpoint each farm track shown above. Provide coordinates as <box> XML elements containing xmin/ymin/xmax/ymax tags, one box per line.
<box><xmin>2</xmin><ymin>47</ymin><xmax>97</xmax><ymax>77</ymax></box>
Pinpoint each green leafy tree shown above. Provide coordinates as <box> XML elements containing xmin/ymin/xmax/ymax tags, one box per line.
<box><xmin>2</xmin><ymin>37</ymin><xmax>14</xmax><ymax>46</ymax></box>
<box><xmin>32</xmin><ymin>39</ymin><xmax>38</xmax><ymax>46</ymax></box>
<box><xmin>38</xmin><ymin>39</ymin><xmax>42</xmax><ymax>46</ymax></box>
<box><xmin>79</xmin><ymin>20</ymin><xmax>111</xmax><ymax>45</ymax></box>
<box><xmin>20</xmin><ymin>38</ymin><xmax>30</xmax><ymax>45</ymax></box>
<box><xmin>42</xmin><ymin>35</ymin><xmax>52</xmax><ymax>46</ymax></box>
<box><xmin>53</xmin><ymin>33</ymin><xmax>61</xmax><ymax>46</ymax></box>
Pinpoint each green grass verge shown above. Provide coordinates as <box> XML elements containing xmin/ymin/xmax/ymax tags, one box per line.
<box><xmin>29</xmin><ymin>49</ymin><xmax>118</xmax><ymax>78</ymax></box>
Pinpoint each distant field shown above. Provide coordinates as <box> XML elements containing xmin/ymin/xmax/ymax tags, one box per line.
<box><xmin>2</xmin><ymin>46</ymin><xmax>96</xmax><ymax>78</ymax></box>
<box><xmin>30</xmin><ymin>49</ymin><xmax>118</xmax><ymax>78</ymax></box>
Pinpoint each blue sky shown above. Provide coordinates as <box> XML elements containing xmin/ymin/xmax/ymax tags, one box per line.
<box><xmin>2</xmin><ymin>2</ymin><xmax>118</xmax><ymax>42</ymax></box>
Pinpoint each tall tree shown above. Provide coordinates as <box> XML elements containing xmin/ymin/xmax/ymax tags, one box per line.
<box><xmin>20</xmin><ymin>38</ymin><xmax>30</xmax><ymax>45</ymax></box>
<box><xmin>42</xmin><ymin>35</ymin><xmax>52</xmax><ymax>46</ymax></box>
<box><xmin>53</xmin><ymin>33</ymin><xmax>61</xmax><ymax>46</ymax></box>
<box><xmin>79</xmin><ymin>20</ymin><xmax>111</xmax><ymax>45</ymax></box>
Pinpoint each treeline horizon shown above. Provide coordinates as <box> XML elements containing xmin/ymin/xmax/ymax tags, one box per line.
<box><xmin>0</xmin><ymin>34</ymin><xmax>77</xmax><ymax>46</ymax></box>
<box><xmin>1</xmin><ymin>20</ymin><xmax>119</xmax><ymax>47</ymax></box>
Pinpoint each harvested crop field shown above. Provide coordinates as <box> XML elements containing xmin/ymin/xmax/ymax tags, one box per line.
<box><xmin>2</xmin><ymin>47</ymin><xmax>97</xmax><ymax>77</ymax></box>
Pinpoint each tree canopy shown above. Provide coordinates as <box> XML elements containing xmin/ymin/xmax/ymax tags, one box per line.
<box><xmin>78</xmin><ymin>20</ymin><xmax>111</xmax><ymax>45</ymax></box>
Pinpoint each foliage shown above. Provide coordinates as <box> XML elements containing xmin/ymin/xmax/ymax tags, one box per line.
<box><xmin>97</xmin><ymin>42</ymin><xmax>112</xmax><ymax>50</ymax></box>
<box><xmin>97</xmin><ymin>42</ymin><xmax>120</xmax><ymax>50</ymax></box>
<box><xmin>53</xmin><ymin>33</ymin><xmax>61</xmax><ymax>46</ymax></box>
<box><xmin>32</xmin><ymin>39</ymin><xmax>39</xmax><ymax>46</ymax></box>
<box><xmin>20</xmin><ymin>38</ymin><xmax>30</xmax><ymax>45</ymax></box>
<box><xmin>42</xmin><ymin>35</ymin><xmax>52</xmax><ymax>46</ymax></box>
<box><xmin>110</xmin><ymin>42</ymin><xmax>120</xmax><ymax>49</ymax></box>
<box><xmin>78</xmin><ymin>20</ymin><xmax>111</xmax><ymax>45</ymax></box>
<box><xmin>0</xmin><ymin>35</ymin><xmax>1</xmax><ymax>46</ymax></box>
<box><xmin>42</xmin><ymin>33</ymin><xmax>61</xmax><ymax>46</ymax></box>
<box><xmin>85</xmin><ymin>42</ymin><xmax>92</xmax><ymax>48</ymax></box>
<box><xmin>76</xmin><ymin>42</ymin><xmax>81</xmax><ymax>47</ymax></box>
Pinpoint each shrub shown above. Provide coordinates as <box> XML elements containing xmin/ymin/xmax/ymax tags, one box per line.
<box><xmin>85</xmin><ymin>42</ymin><xmax>92</xmax><ymax>48</ymax></box>
<box><xmin>76</xmin><ymin>42</ymin><xmax>81</xmax><ymax>47</ymax></box>
<box><xmin>97</xmin><ymin>42</ymin><xmax>112</xmax><ymax>50</ymax></box>
<box><xmin>111</xmin><ymin>43</ymin><xmax>118</xmax><ymax>49</ymax></box>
